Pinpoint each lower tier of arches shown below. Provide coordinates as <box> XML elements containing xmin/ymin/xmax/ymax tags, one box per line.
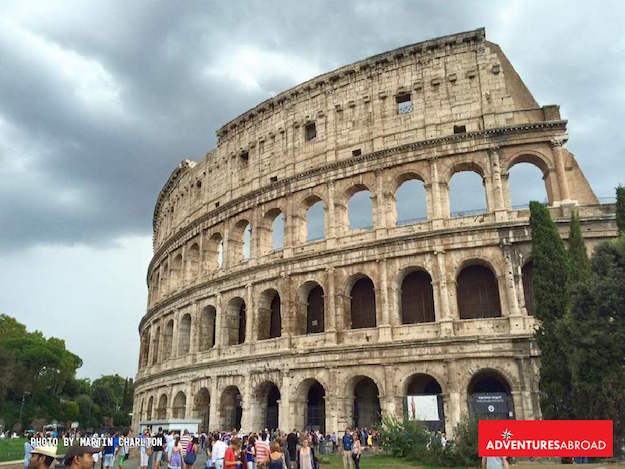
<box><xmin>133</xmin><ymin>340</ymin><xmax>540</xmax><ymax>436</ymax></box>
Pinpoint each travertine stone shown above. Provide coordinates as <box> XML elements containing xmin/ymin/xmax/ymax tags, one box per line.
<box><xmin>132</xmin><ymin>28</ymin><xmax>617</xmax><ymax>436</ymax></box>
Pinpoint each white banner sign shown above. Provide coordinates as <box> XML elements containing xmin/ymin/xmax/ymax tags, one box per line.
<box><xmin>407</xmin><ymin>395</ymin><xmax>439</xmax><ymax>421</ymax></box>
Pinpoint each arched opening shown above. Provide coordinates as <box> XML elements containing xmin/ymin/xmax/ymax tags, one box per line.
<box><xmin>401</xmin><ymin>270</ymin><xmax>435</xmax><ymax>324</ymax></box>
<box><xmin>231</xmin><ymin>220</ymin><xmax>251</xmax><ymax>264</ymax></box>
<box><xmin>254</xmin><ymin>382</ymin><xmax>281</xmax><ymax>431</ymax></box>
<box><xmin>178</xmin><ymin>313</ymin><xmax>191</xmax><ymax>355</ymax></box>
<box><xmin>259</xmin><ymin>209</ymin><xmax>284</xmax><ymax>255</ymax></box>
<box><xmin>172</xmin><ymin>253</ymin><xmax>183</xmax><ymax>290</ymax></box>
<box><xmin>172</xmin><ymin>391</ymin><xmax>186</xmax><ymax>419</ymax></box>
<box><xmin>221</xmin><ymin>386</ymin><xmax>243</xmax><ymax>431</ymax></box>
<box><xmin>185</xmin><ymin>243</ymin><xmax>200</xmax><ymax>281</ymax></box>
<box><xmin>350</xmin><ymin>276</ymin><xmax>376</xmax><ymax>329</ymax></box>
<box><xmin>405</xmin><ymin>374</ymin><xmax>445</xmax><ymax>431</ymax></box>
<box><xmin>468</xmin><ymin>370</ymin><xmax>514</xmax><ymax>420</ymax></box>
<box><xmin>151</xmin><ymin>272</ymin><xmax>160</xmax><ymax>303</ymax></box>
<box><xmin>507</xmin><ymin>161</ymin><xmax>549</xmax><ymax>208</ymax></box>
<box><xmin>146</xmin><ymin>396</ymin><xmax>153</xmax><ymax>420</ymax></box>
<box><xmin>258</xmin><ymin>289</ymin><xmax>281</xmax><ymax>340</ymax></box>
<box><xmin>457</xmin><ymin>264</ymin><xmax>501</xmax><ymax>319</ymax></box>
<box><xmin>449</xmin><ymin>170</ymin><xmax>487</xmax><ymax>217</ymax></box>
<box><xmin>522</xmin><ymin>261</ymin><xmax>535</xmax><ymax>316</ymax></box>
<box><xmin>272</xmin><ymin>212</ymin><xmax>284</xmax><ymax>251</ymax></box>
<box><xmin>243</xmin><ymin>223</ymin><xmax>251</xmax><ymax>260</ymax></box>
<box><xmin>307</xmin><ymin>285</ymin><xmax>325</xmax><ymax>334</ymax></box>
<box><xmin>140</xmin><ymin>328</ymin><xmax>150</xmax><ymax>368</ymax></box>
<box><xmin>204</xmin><ymin>233</ymin><xmax>224</xmax><ymax>270</ymax></box>
<box><xmin>161</xmin><ymin>262</ymin><xmax>169</xmax><ymax>295</ymax></box>
<box><xmin>156</xmin><ymin>394</ymin><xmax>167</xmax><ymax>420</ymax></box>
<box><xmin>348</xmin><ymin>189</ymin><xmax>374</xmax><ymax>230</ymax></box>
<box><xmin>225</xmin><ymin>298</ymin><xmax>246</xmax><ymax>345</ymax></box>
<box><xmin>395</xmin><ymin>178</ymin><xmax>427</xmax><ymax>225</ymax></box>
<box><xmin>163</xmin><ymin>319</ymin><xmax>174</xmax><ymax>360</ymax></box>
<box><xmin>193</xmin><ymin>388</ymin><xmax>211</xmax><ymax>432</ymax></box>
<box><xmin>306</xmin><ymin>199</ymin><xmax>325</xmax><ymax>242</ymax></box>
<box><xmin>151</xmin><ymin>327</ymin><xmax>160</xmax><ymax>365</ymax></box>
<box><xmin>199</xmin><ymin>306</ymin><xmax>217</xmax><ymax>350</ymax></box>
<box><xmin>350</xmin><ymin>376</ymin><xmax>381</xmax><ymax>428</ymax></box>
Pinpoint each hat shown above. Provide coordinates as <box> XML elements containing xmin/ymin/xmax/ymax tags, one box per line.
<box><xmin>32</xmin><ymin>444</ymin><xmax>58</xmax><ymax>459</ymax></box>
<box><xmin>63</xmin><ymin>446</ymin><xmax>102</xmax><ymax>465</ymax></box>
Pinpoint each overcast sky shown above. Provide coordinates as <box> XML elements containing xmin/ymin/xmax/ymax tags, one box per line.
<box><xmin>1</xmin><ymin>0</ymin><xmax>624</xmax><ymax>380</ymax></box>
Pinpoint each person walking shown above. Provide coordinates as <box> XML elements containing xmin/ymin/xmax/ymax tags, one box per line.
<box><xmin>350</xmin><ymin>436</ymin><xmax>361</xmax><ymax>469</ymax></box>
<box><xmin>212</xmin><ymin>436</ymin><xmax>228</xmax><ymax>469</ymax></box>
<box><xmin>168</xmin><ymin>438</ymin><xmax>183</xmax><ymax>469</ymax></box>
<box><xmin>339</xmin><ymin>429</ymin><xmax>353</xmax><ymax>469</ymax></box>
<box><xmin>27</xmin><ymin>442</ymin><xmax>58</xmax><ymax>469</ymax></box>
<box><xmin>267</xmin><ymin>442</ymin><xmax>285</xmax><ymax>469</ymax></box>
<box><xmin>244</xmin><ymin>436</ymin><xmax>256</xmax><ymax>469</ymax></box>
<box><xmin>481</xmin><ymin>456</ymin><xmax>509</xmax><ymax>469</ymax></box>
<box><xmin>224</xmin><ymin>438</ymin><xmax>241</xmax><ymax>469</ymax></box>
<box><xmin>183</xmin><ymin>437</ymin><xmax>198</xmax><ymax>468</ymax></box>
<box><xmin>295</xmin><ymin>437</ymin><xmax>317</xmax><ymax>469</ymax></box>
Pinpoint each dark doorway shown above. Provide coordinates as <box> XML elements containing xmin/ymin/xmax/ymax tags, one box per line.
<box><xmin>270</xmin><ymin>294</ymin><xmax>281</xmax><ymax>338</ymax></box>
<box><xmin>266</xmin><ymin>385</ymin><xmax>280</xmax><ymax>431</ymax></box>
<box><xmin>401</xmin><ymin>271</ymin><xmax>435</xmax><ymax>323</ymax></box>
<box><xmin>468</xmin><ymin>371</ymin><xmax>514</xmax><ymax>420</ymax></box>
<box><xmin>457</xmin><ymin>265</ymin><xmax>501</xmax><ymax>319</ymax></box>
<box><xmin>307</xmin><ymin>285</ymin><xmax>325</xmax><ymax>334</ymax></box>
<box><xmin>351</xmin><ymin>277</ymin><xmax>376</xmax><ymax>329</ymax></box>
<box><xmin>353</xmin><ymin>377</ymin><xmax>381</xmax><ymax>427</ymax></box>
<box><xmin>306</xmin><ymin>382</ymin><xmax>326</xmax><ymax>433</ymax></box>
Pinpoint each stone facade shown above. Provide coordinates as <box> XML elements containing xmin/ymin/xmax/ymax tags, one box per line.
<box><xmin>132</xmin><ymin>28</ymin><xmax>618</xmax><ymax>435</ymax></box>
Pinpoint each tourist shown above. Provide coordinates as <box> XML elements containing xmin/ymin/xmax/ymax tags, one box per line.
<box><xmin>267</xmin><ymin>441</ymin><xmax>285</xmax><ymax>469</ymax></box>
<box><xmin>183</xmin><ymin>437</ymin><xmax>199</xmax><ymax>468</ymax></box>
<box><xmin>339</xmin><ymin>429</ymin><xmax>353</xmax><ymax>469</ymax></box>
<box><xmin>64</xmin><ymin>446</ymin><xmax>103</xmax><ymax>469</ymax></box>
<box><xmin>244</xmin><ymin>436</ymin><xmax>255</xmax><ymax>469</ymax></box>
<box><xmin>286</xmin><ymin>429</ymin><xmax>297</xmax><ymax>468</ymax></box>
<box><xmin>295</xmin><ymin>436</ymin><xmax>317</xmax><ymax>469</ymax></box>
<box><xmin>28</xmin><ymin>442</ymin><xmax>57</xmax><ymax>469</ymax></box>
<box><xmin>330</xmin><ymin>433</ymin><xmax>337</xmax><ymax>453</ymax></box>
<box><xmin>350</xmin><ymin>434</ymin><xmax>362</xmax><ymax>469</ymax></box>
<box><xmin>24</xmin><ymin>436</ymin><xmax>36</xmax><ymax>469</ymax></box>
<box><xmin>212</xmin><ymin>435</ymin><xmax>228</xmax><ymax>469</ymax></box>
<box><xmin>153</xmin><ymin>428</ymin><xmax>165</xmax><ymax>469</ymax></box>
<box><xmin>116</xmin><ymin>431</ymin><xmax>131</xmax><ymax>469</ymax></box>
<box><xmin>102</xmin><ymin>436</ymin><xmax>116</xmax><ymax>469</ymax></box>
<box><xmin>180</xmin><ymin>431</ymin><xmax>193</xmax><ymax>469</ymax></box>
<box><xmin>140</xmin><ymin>430</ymin><xmax>151</xmax><ymax>469</ymax></box>
<box><xmin>481</xmin><ymin>456</ymin><xmax>509</xmax><ymax>469</ymax></box>
<box><xmin>278</xmin><ymin>435</ymin><xmax>290</xmax><ymax>469</ymax></box>
<box><xmin>168</xmin><ymin>437</ymin><xmax>183</xmax><ymax>469</ymax></box>
<box><xmin>224</xmin><ymin>438</ymin><xmax>241</xmax><ymax>468</ymax></box>
<box><xmin>254</xmin><ymin>435</ymin><xmax>269</xmax><ymax>469</ymax></box>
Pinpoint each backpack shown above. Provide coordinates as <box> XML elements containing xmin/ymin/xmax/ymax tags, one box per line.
<box><xmin>184</xmin><ymin>442</ymin><xmax>196</xmax><ymax>465</ymax></box>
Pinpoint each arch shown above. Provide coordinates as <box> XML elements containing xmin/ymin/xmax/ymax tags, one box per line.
<box><xmin>151</xmin><ymin>326</ymin><xmax>160</xmax><ymax>365</ymax></box>
<box><xmin>305</xmin><ymin>197</ymin><xmax>326</xmax><ymax>242</ymax></box>
<box><xmin>449</xmin><ymin>167</ymin><xmax>487</xmax><ymax>217</ymax></box>
<box><xmin>258</xmin><ymin>289</ymin><xmax>281</xmax><ymax>340</ymax></box>
<box><xmin>199</xmin><ymin>305</ymin><xmax>217</xmax><ymax>350</ymax></box>
<box><xmin>457</xmin><ymin>264</ymin><xmax>502</xmax><ymax>319</ymax></box>
<box><xmin>346</xmin><ymin>376</ymin><xmax>381</xmax><ymax>428</ymax></box>
<box><xmin>400</xmin><ymin>269</ymin><xmax>435</xmax><ymax>324</ymax></box>
<box><xmin>140</xmin><ymin>328</ymin><xmax>151</xmax><ymax>368</ymax></box>
<box><xmin>522</xmin><ymin>261</ymin><xmax>535</xmax><ymax>316</ymax></box>
<box><xmin>163</xmin><ymin>319</ymin><xmax>174</xmax><ymax>360</ymax></box>
<box><xmin>151</xmin><ymin>271</ymin><xmax>160</xmax><ymax>303</ymax></box>
<box><xmin>178</xmin><ymin>313</ymin><xmax>192</xmax><ymax>355</ymax></box>
<box><xmin>231</xmin><ymin>219</ymin><xmax>252</xmax><ymax>264</ymax></box>
<box><xmin>225</xmin><ymin>297</ymin><xmax>246</xmax><ymax>345</ymax></box>
<box><xmin>294</xmin><ymin>378</ymin><xmax>326</xmax><ymax>433</ymax></box>
<box><xmin>193</xmin><ymin>388</ymin><xmax>211</xmax><ymax>432</ymax></box>
<box><xmin>404</xmin><ymin>374</ymin><xmax>445</xmax><ymax>431</ymax></box>
<box><xmin>253</xmin><ymin>381</ymin><xmax>281</xmax><ymax>431</ymax></box>
<box><xmin>221</xmin><ymin>385</ymin><xmax>243</xmax><ymax>431</ymax></box>
<box><xmin>348</xmin><ymin>187</ymin><xmax>374</xmax><ymax>230</ymax></box>
<box><xmin>395</xmin><ymin>175</ymin><xmax>428</xmax><ymax>225</ymax></box>
<box><xmin>171</xmin><ymin>253</ymin><xmax>183</xmax><ymax>290</ymax></box>
<box><xmin>146</xmin><ymin>396</ymin><xmax>154</xmax><ymax>420</ymax></box>
<box><xmin>349</xmin><ymin>275</ymin><xmax>376</xmax><ymax>329</ymax></box>
<box><xmin>507</xmin><ymin>161</ymin><xmax>550</xmax><ymax>208</ymax></box>
<box><xmin>185</xmin><ymin>243</ymin><xmax>200</xmax><ymax>280</ymax></box>
<box><xmin>172</xmin><ymin>391</ymin><xmax>186</xmax><ymax>419</ymax></box>
<box><xmin>161</xmin><ymin>262</ymin><xmax>169</xmax><ymax>295</ymax></box>
<box><xmin>156</xmin><ymin>394</ymin><xmax>168</xmax><ymax>419</ymax></box>
<box><xmin>468</xmin><ymin>369</ymin><xmax>514</xmax><ymax>420</ymax></box>
<box><xmin>204</xmin><ymin>232</ymin><xmax>224</xmax><ymax>270</ymax></box>
<box><xmin>295</xmin><ymin>281</ymin><xmax>325</xmax><ymax>335</ymax></box>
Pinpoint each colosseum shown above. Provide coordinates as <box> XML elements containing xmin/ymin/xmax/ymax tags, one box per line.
<box><xmin>132</xmin><ymin>28</ymin><xmax>618</xmax><ymax>435</ymax></box>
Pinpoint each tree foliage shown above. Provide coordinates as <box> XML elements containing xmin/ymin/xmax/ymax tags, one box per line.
<box><xmin>0</xmin><ymin>314</ymin><xmax>133</xmax><ymax>431</ymax></box>
<box><xmin>616</xmin><ymin>185</ymin><xmax>625</xmax><ymax>234</ymax></box>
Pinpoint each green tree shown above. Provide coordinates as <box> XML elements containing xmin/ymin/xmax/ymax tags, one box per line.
<box><xmin>616</xmin><ymin>185</ymin><xmax>625</xmax><ymax>234</ymax></box>
<box><xmin>529</xmin><ymin>201</ymin><xmax>572</xmax><ymax>419</ymax></box>
<box><xmin>567</xmin><ymin>211</ymin><xmax>591</xmax><ymax>286</ymax></box>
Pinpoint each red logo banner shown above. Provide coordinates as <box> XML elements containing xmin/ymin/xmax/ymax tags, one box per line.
<box><xmin>479</xmin><ymin>420</ymin><xmax>613</xmax><ymax>457</ymax></box>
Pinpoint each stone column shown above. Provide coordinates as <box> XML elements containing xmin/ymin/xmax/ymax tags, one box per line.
<box><xmin>445</xmin><ymin>359</ymin><xmax>461</xmax><ymax>438</ymax></box>
<box><xmin>245</xmin><ymin>283</ymin><xmax>255</xmax><ymax>346</ymax></box>
<box><xmin>284</xmin><ymin>195</ymin><xmax>295</xmax><ymax>257</ymax></box>
<box><xmin>377</xmin><ymin>258</ymin><xmax>392</xmax><ymax>341</ymax></box>
<box><xmin>434</xmin><ymin>250</ymin><xmax>454</xmax><ymax>336</ymax></box>
<box><xmin>185</xmin><ymin>383</ymin><xmax>194</xmax><ymax>419</ymax></box>
<box><xmin>327</xmin><ymin>181</ymin><xmax>337</xmax><ymax>247</ymax></box>
<box><xmin>429</xmin><ymin>157</ymin><xmax>445</xmax><ymax>229</ymax></box>
<box><xmin>209</xmin><ymin>379</ymin><xmax>219</xmax><ymax>431</ymax></box>
<box><xmin>382</xmin><ymin>366</ymin><xmax>397</xmax><ymax>417</ymax></box>
<box><xmin>282</xmin><ymin>273</ymin><xmax>293</xmax><ymax>350</ymax></box>
<box><xmin>240</xmin><ymin>374</ymin><xmax>252</xmax><ymax>432</ymax></box>
<box><xmin>503</xmin><ymin>245</ymin><xmax>524</xmax><ymax>332</ymax></box>
<box><xmin>325</xmin><ymin>267</ymin><xmax>337</xmax><ymax>344</ymax></box>
<box><xmin>279</xmin><ymin>371</ymin><xmax>292</xmax><ymax>431</ymax></box>
<box><xmin>551</xmin><ymin>136</ymin><xmax>572</xmax><ymax>204</ymax></box>
<box><xmin>190</xmin><ymin>302</ymin><xmax>200</xmax><ymax>359</ymax></box>
<box><xmin>489</xmin><ymin>146</ymin><xmax>507</xmax><ymax>221</ymax></box>
<box><xmin>214</xmin><ymin>293</ymin><xmax>224</xmax><ymax>348</ymax></box>
<box><xmin>375</xmin><ymin>169</ymin><xmax>388</xmax><ymax>239</ymax></box>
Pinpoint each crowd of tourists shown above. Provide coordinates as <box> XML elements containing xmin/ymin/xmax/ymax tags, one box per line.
<box><xmin>138</xmin><ymin>426</ymin><xmax>379</xmax><ymax>469</ymax></box>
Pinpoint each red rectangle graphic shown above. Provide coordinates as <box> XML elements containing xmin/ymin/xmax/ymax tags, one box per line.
<box><xmin>478</xmin><ymin>420</ymin><xmax>613</xmax><ymax>457</ymax></box>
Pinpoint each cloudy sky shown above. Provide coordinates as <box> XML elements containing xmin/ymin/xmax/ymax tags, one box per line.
<box><xmin>1</xmin><ymin>0</ymin><xmax>624</xmax><ymax>380</ymax></box>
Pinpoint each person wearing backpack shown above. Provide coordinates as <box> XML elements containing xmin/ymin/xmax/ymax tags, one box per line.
<box><xmin>184</xmin><ymin>437</ymin><xmax>199</xmax><ymax>468</ymax></box>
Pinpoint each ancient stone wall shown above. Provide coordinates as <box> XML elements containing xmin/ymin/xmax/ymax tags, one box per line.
<box><xmin>133</xmin><ymin>28</ymin><xmax>617</xmax><ymax>435</ymax></box>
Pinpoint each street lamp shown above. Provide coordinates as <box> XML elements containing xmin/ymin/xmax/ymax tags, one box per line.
<box><xmin>18</xmin><ymin>391</ymin><xmax>31</xmax><ymax>432</ymax></box>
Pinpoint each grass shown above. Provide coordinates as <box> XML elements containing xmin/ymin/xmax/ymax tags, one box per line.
<box><xmin>321</xmin><ymin>453</ymin><xmax>419</xmax><ymax>469</ymax></box>
<box><xmin>0</xmin><ymin>437</ymin><xmax>66</xmax><ymax>463</ymax></box>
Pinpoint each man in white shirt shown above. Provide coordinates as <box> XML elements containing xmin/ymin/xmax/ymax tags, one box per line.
<box><xmin>211</xmin><ymin>436</ymin><xmax>228</xmax><ymax>469</ymax></box>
